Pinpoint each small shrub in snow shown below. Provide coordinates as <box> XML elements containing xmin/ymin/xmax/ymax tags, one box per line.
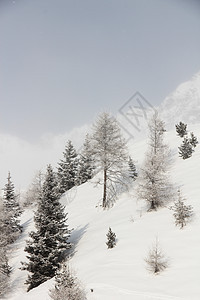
<box><xmin>49</xmin><ymin>262</ymin><xmax>87</xmax><ymax>300</ymax></box>
<box><xmin>106</xmin><ymin>227</ymin><xmax>116</xmax><ymax>249</ymax></box>
<box><xmin>145</xmin><ymin>238</ymin><xmax>168</xmax><ymax>274</ymax></box>
<box><xmin>171</xmin><ymin>190</ymin><xmax>193</xmax><ymax>229</ymax></box>
<box><xmin>128</xmin><ymin>157</ymin><xmax>138</xmax><ymax>180</ymax></box>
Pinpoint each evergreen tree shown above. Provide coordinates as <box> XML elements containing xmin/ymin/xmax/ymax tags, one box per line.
<box><xmin>76</xmin><ymin>134</ymin><xmax>95</xmax><ymax>185</ymax></box>
<box><xmin>0</xmin><ymin>247</ymin><xmax>10</xmax><ymax>298</ymax></box>
<box><xmin>22</xmin><ymin>165</ymin><xmax>71</xmax><ymax>291</ymax></box>
<box><xmin>3</xmin><ymin>172</ymin><xmax>22</xmax><ymax>243</ymax></box>
<box><xmin>128</xmin><ymin>157</ymin><xmax>138</xmax><ymax>180</ymax></box>
<box><xmin>0</xmin><ymin>201</ymin><xmax>11</xmax><ymax>297</ymax></box>
<box><xmin>49</xmin><ymin>261</ymin><xmax>86</xmax><ymax>300</ymax></box>
<box><xmin>106</xmin><ymin>227</ymin><xmax>116</xmax><ymax>249</ymax></box>
<box><xmin>175</xmin><ymin>121</ymin><xmax>187</xmax><ymax>137</ymax></box>
<box><xmin>57</xmin><ymin>141</ymin><xmax>78</xmax><ymax>194</ymax></box>
<box><xmin>91</xmin><ymin>112</ymin><xmax>128</xmax><ymax>208</ymax></box>
<box><xmin>145</xmin><ymin>238</ymin><xmax>168</xmax><ymax>274</ymax></box>
<box><xmin>189</xmin><ymin>132</ymin><xmax>198</xmax><ymax>148</ymax></box>
<box><xmin>178</xmin><ymin>137</ymin><xmax>193</xmax><ymax>159</ymax></box>
<box><xmin>171</xmin><ymin>190</ymin><xmax>193</xmax><ymax>229</ymax></box>
<box><xmin>137</xmin><ymin>113</ymin><xmax>172</xmax><ymax>210</ymax></box>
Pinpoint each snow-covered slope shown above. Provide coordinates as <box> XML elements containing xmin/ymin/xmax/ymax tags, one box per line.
<box><xmin>6</xmin><ymin>73</ymin><xmax>200</xmax><ymax>300</ymax></box>
<box><xmin>7</xmin><ymin>124</ymin><xmax>200</xmax><ymax>300</ymax></box>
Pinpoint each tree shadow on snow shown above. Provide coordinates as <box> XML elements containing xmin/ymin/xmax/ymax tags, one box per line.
<box><xmin>68</xmin><ymin>224</ymin><xmax>89</xmax><ymax>258</ymax></box>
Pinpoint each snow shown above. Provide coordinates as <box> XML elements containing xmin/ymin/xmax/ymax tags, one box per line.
<box><xmin>5</xmin><ymin>73</ymin><xmax>200</xmax><ymax>299</ymax></box>
<box><xmin>6</xmin><ymin>122</ymin><xmax>200</xmax><ymax>300</ymax></box>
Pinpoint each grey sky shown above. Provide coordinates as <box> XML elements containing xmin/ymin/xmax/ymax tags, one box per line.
<box><xmin>0</xmin><ymin>0</ymin><xmax>200</xmax><ymax>141</ymax></box>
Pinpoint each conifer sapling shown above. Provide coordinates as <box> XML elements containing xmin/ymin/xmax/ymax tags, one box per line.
<box><xmin>106</xmin><ymin>227</ymin><xmax>116</xmax><ymax>249</ymax></box>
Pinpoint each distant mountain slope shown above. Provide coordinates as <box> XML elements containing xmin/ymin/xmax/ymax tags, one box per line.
<box><xmin>159</xmin><ymin>72</ymin><xmax>200</xmax><ymax>128</ymax></box>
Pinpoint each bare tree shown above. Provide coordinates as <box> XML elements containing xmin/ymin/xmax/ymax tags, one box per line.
<box><xmin>145</xmin><ymin>238</ymin><xmax>168</xmax><ymax>274</ymax></box>
<box><xmin>91</xmin><ymin>112</ymin><xmax>128</xmax><ymax>208</ymax></box>
<box><xmin>23</xmin><ymin>170</ymin><xmax>44</xmax><ymax>207</ymax></box>
<box><xmin>137</xmin><ymin>113</ymin><xmax>173</xmax><ymax>210</ymax></box>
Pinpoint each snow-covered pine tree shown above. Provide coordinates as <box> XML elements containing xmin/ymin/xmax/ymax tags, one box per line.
<box><xmin>91</xmin><ymin>112</ymin><xmax>128</xmax><ymax>208</ymax></box>
<box><xmin>128</xmin><ymin>157</ymin><xmax>138</xmax><ymax>180</ymax></box>
<box><xmin>57</xmin><ymin>140</ymin><xmax>78</xmax><ymax>194</ymax></box>
<box><xmin>106</xmin><ymin>227</ymin><xmax>116</xmax><ymax>249</ymax></box>
<box><xmin>49</xmin><ymin>261</ymin><xmax>87</xmax><ymax>300</ymax></box>
<box><xmin>171</xmin><ymin>190</ymin><xmax>193</xmax><ymax>229</ymax></box>
<box><xmin>137</xmin><ymin>113</ymin><xmax>172</xmax><ymax>210</ymax></box>
<box><xmin>145</xmin><ymin>238</ymin><xmax>168</xmax><ymax>274</ymax></box>
<box><xmin>0</xmin><ymin>201</ymin><xmax>11</xmax><ymax>297</ymax></box>
<box><xmin>189</xmin><ymin>132</ymin><xmax>198</xmax><ymax>148</ymax></box>
<box><xmin>175</xmin><ymin>121</ymin><xmax>187</xmax><ymax>137</ymax></box>
<box><xmin>76</xmin><ymin>134</ymin><xmax>95</xmax><ymax>185</ymax></box>
<box><xmin>22</xmin><ymin>165</ymin><xmax>71</xmax><ymax>291</ymax></box>
<box><xmin>0</xmin><ymin>247</ymin><xmax>10</xmax><ymax>298</ymax></box>
<box><xmin>3</xmin><ymin>172</ymin><xmax>22</xmax><ymax>244</ymax></box>
<box><xmin>178</xmin><ymin>137</ymin><xmax>193</xmax><ymax>159</ymax></box>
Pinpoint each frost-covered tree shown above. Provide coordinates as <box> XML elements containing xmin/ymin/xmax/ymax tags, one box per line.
<box><xmin>57</xmin><ymin>141</ymin><xmax>78</xmax><ymax>194</ymax></box>
<box><xmin>106</xmin><ymin>227</ymin><xmax>116</xmax><ymax>249</ymax></box>
<box><xmin>178</xmin><ymin>137</ymin><xmax>193</xmax><ymax>159</ymax></box>
<box><xmin>171</xmin><ymin>190</ymin><xmax>193</xmax><ymax>229</ymax></box>
<box><xmin>22</xmin><ymin>165</ymin><xmax>71</xmax><ymax>291</ymax></box>
<box><xmin>137</xmin><ymin>113</ymin><xmax>172</xmax><ymax>210</ymax></box>
<box><xmin>145</xmin><ymin>238</ymin><xmax>168</xmax><ymax>274</ymax></box>
<box><xmin>128</xmin><ymin>157</ymin><xmax>137</xmax><ymax>180</ymax></box>
<box><xmin>91</xmin><ymin>112</ymin><xmax>128</xmax><ymax>208</ymax></box>
<box><xmin>0</xmin><ymin>247</ymin><xmax>10</xmax><ymax>298</ymax></box>
<box><xmin>175</xmin><ymin>121</ymin><xmax>187</xmax><ymax>138</ymax></box>
<box><xmin>23</xmin><ymin>170</ymin><xmax>44</xmax><ymax>207</ymax></box>
<box><xmin>0</xmin><ymin>201</ymin><xmax>11</xmax><ymax>297</ymax></box>
<box><xmin>3</xmin><ymin>172</ymin><xmax>22</xmax><ymax>243</ymax></box>
<box><xmin>49</xmin><ymin>261</ymin><xmax>87</xmax><ymax>300</ymax></box>
<box><xmin>189</xmin><ymin>132</ymin><xmax>198</xmax><ymax>148</ymax></box>
<box><xmin>76</xmin><ymin>134</ymin><xmax>95</xmax><ymax>185</ymax></box>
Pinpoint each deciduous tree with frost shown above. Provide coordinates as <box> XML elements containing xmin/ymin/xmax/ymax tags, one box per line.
<box><xmin>49</xmin><ymin>261</ymin><xmax>86</xmax><ymax>300</ymax></box>
<box><xmin>91</xmin><ymin>112</ymin><xmax>128</xmax><ymax>208</ymax></box>
<box><xmin>145</xmin><ymin>238</ymin><xmax>168</xmax><ymax>274</ymax></box>
<box><xmin>137</xmin><ymin>113</ymin><xmax>172</xmax><ymax>210</ymax></box>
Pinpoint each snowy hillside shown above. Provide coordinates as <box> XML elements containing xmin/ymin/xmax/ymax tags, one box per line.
<box><xmin>5</xmin><ymin>74</ymin><xmax>200</xmax><ymax>300</ymax></box>
<box><xmin>159</xmin><ymin>72</ymin><xmax>200</xmax><ymax>127</ymax></box>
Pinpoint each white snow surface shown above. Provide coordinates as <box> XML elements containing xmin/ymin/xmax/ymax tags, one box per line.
<box><xmin>5</xmin><ymin>73</ymin><xmax>200</xmax><ymax>300</ymax></box>
<box><xmin>6</xmin><ymin>123</ymin><xmax>200</xmax><ymax>300</ymax></box>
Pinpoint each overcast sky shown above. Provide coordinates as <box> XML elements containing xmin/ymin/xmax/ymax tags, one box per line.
<box><xmin>0</xmin><ymin>0</ymin><xmax>200</xmax><ymax>189</ymax></box>
<box><xmin>1</xmin><ymin>0</ymin><xmax>200</xmax><ymax>141</ymax></box>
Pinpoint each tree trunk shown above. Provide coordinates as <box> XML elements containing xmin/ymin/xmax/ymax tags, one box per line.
<box><xmin>103</xmin><ymin>168</ymin><xmax>107</xmax><ymax>208</ymax></box>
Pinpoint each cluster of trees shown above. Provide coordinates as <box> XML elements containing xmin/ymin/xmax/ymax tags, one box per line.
<box><xmin>0</xmin><ymin>172</ymin><xmax>22</xmax><ymax>297</ymax></box>
<box><xmin>19</xmin><ymin>112</ymin><xmax>137</xmax><ymax>295</ymax></box>
<box><xmin>1</xmin><ymin>111</ymin><xmax>197</xmax><ymax>297</ymax></box>
<box><xmin>176</xmin><ymin>121</ymin><xmax>198</xmax><ymax>159</ymax></box>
